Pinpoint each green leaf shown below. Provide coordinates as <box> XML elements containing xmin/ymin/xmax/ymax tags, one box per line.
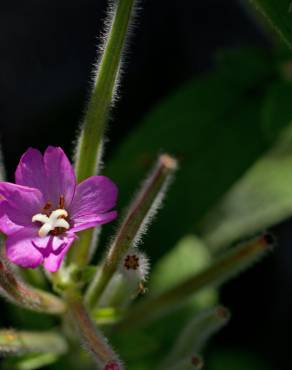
<box><xmin>249</xmin><ymin>0</ymin><xmax>292</xmax><ymax>50</ymax></box>
<box><xmin>261</xmin><ymin>80</ymin><xmax>292</xmax><ymax>140</ymax></box>
<box><xmin>106</xmin><ymin>48</ymin><xmax>275</xmax><ymax>259</ymax></box>
<box><xmin>201</xmin><ymin>124</ymin><xmax>292</xmax><ymax>250</ymax></box>
<box><xmin>150</xmin><ymin>235</ymin><xmax>217</xmax><ymax>308</ymax></box>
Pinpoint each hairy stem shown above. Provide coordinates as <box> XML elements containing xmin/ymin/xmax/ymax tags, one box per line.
<box><xmin>85</xmin><ymin>154</ymin><xmax>177</xmax><ymax>308</ymax></box>
<box><xmin>160</xmin><ymin>306</ymin><xmax>230</xmax><ymax>370</ymax></box>
<box><xmin>66</xmin><ymin>290</ymin><xmax>122</xmax><ymax>370</ymax></box>
<box><xmin>0</xmin><ymin>258</ymin><xmax>65</xmax><ymax>314</ymax></box>
<box><xmin>71</xmin><ymin>0</ymin><xmax>136</xmax><ymax>268</ymax></box>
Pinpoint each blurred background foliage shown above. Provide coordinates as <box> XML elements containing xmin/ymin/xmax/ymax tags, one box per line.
<box><xmin>1</xmin><ymin>0</ymin><xmax>292</xmax><ymax>369</ymax></box>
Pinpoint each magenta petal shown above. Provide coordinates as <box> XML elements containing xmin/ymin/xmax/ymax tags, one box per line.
<box><xmin>43</xmin><ymin>146</ymin><xmax>76</xmax><ymax>207</ymax></box>
<box><xmin>6</xmin><ymin>228</ymin><xmax>44</xmax><ymax>268</ymax></box>
<box><xmin>0</xmin><ymin>212</ymin><xmax>23</xmax><ymax>235</ymax></box>
<box><xmin>15</xmin><ymin>148</ymin><xmax>47</xmax><ymax>197</ymax></box>
<box><xmin>0</xmin><ymin>182</ymin><xmax>44</xmax><ymax>228</ymax></box>
<box><xmin>70</xmin><ymin>211</ymin><xmax>117</xmax><ymax>232</ymax></box>
<box><xmin>15</xmin><ymin>146</ymin><xmax>76</xmax><ymax>207</ymax></box>
<box><xmin>69</xmin><ymin>176</ymin><xmax>118</xmax><ymax>230</ymax></box>
<box><xmin>0</xmin><ymin>199</ymin><xmax>22</xmax><ymax>235</ymax></box>
<box><xmin>43</xmin><ymin>234</ymin><xmax>76</xmax><ymax>272</ymax></box>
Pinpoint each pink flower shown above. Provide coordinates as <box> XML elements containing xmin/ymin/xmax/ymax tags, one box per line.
<box><xmin>0</xmin><ymin>147</ymin><xmax>118</xmax><ymax>272</ymax></box>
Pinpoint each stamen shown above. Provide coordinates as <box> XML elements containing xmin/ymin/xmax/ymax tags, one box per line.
<box><xmin>59</xmin><ymin>195</ymin><xmax>65</xmax><ymax>209</ymax></box>
<box><xmin>39</xmin><ymin>223</ymin><xmax>54</xmax><ymax>238</ymax></box>
<box><xmin>32</xmin><ymin>209</ymin><xmax>70</xmax><ymax>237</ymax></box>
<box><xmin>32</xmin><ymin>214</ymin><xmax>50</xmax><ymax>224</ymax></box>
<box><xmin>51</xmin><ymin>209</ymin><xmax>68</xmax><ymax>219</ymax></box>
<box><xmin>42</xmin><ymin>201</ymin><xmax>52</xmax><ymax>215</ymax></box>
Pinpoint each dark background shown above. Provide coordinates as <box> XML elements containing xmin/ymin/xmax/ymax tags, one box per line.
<box><xmin>0</xmin><ymin>0</ymin><xmax>291</xmax><ymax>369</ymax></box>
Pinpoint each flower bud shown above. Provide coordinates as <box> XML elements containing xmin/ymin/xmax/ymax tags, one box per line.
<box><xmin>119</xmin><ymin>249</ymin><xmax>150</xmax><ymax>283</ymax></box>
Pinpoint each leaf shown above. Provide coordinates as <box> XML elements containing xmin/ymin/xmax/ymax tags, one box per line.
<box><xmin>249</xmin><ymin>0</ymin><xmax>292</xmax><ymax>50</ymax></box>
<box><xmin>105</xmin><ymin>48</ymin><xmax>276</xmax><ymax>259</ymax></box>
<box><xmin>200</xmin><ymin>124</ymin><xmax>292</xmax><ymax>250</ymax></box>
<box><xmin>150</xmin><ymin>235</ymin><xmax>217</xmax><ymax>308</ymax></box>
<box><xmin>261</xmin><ymin>80</ymin><xmax>292</xmax><ymax>140</ymax></box>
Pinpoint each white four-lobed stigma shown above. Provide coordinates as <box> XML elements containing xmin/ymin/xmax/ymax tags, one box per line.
<box><xmin>32</xmin><ymin>209</ymin><xmax>70</xmax><ymax>237</ymax></box>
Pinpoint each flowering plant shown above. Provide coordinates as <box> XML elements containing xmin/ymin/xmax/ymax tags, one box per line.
<box><xmin>0</xmin><ymin>0</ymin><xmax>291</xmax><ymax>369</ymax></box>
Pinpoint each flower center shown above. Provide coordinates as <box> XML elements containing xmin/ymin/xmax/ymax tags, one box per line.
<box><xmin>124</xmin><ymin>254</ymin><xmax>140</xmax><ymax>270</ymax></box>
<box><xmin>32</xmin><ymin>209</ymin><xmax>70</xmax><ymax>237</ymax></box>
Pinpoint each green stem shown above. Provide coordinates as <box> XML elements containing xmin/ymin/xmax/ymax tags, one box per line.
<box><xmin>163</xmin><ymin>355</ymin><xmax>204</xmax><ymax>370</ymax></box>
<box><xmin>71</xmin><ymin>0</ymin><xmax>136</xmax><ymax>268</ymax></box>
<box><xmin>0</xmin><ymin>258</ymin><xmax>65</xmax><ymax>315</ymax></box>
<box><xmin>85</xmin><ymin>154</ymin><xmax>177</xmax><ymax>308</ymax></box>
<box><xmin>66</xmin><ymin>290</ymin><xmax>122</xmax><ymax>369</ymax></box>
<box><xmin>161</xmin><ymin>306</ymin><xmax>229</xmax><ymax>370</ymax></box>
<box><xmin>118</xmin><ymin>236</ymin><xmax>271</xmax><ymax>329</ymax></box>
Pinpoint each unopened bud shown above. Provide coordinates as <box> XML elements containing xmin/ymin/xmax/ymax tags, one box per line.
<box><xmin>119</xmin><ymin>249</ymin><xmax>150</xmax><ymax>282</ymax></box>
